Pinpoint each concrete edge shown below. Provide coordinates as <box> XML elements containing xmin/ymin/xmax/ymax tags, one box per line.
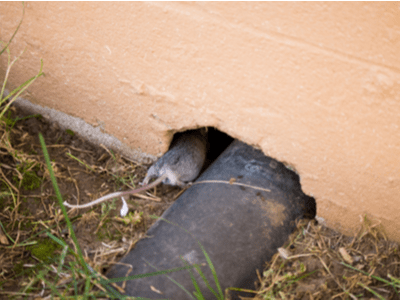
<box><xmin>11</xmin><ymin>96</ymin><xmax>156</xmax><ymax>164</ymax></box>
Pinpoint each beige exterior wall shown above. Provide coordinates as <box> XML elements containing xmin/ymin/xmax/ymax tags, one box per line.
<box><xmin>1</xmin><ymin>2</ymin><xmax>400</xmax><ymax>241</ymax></box>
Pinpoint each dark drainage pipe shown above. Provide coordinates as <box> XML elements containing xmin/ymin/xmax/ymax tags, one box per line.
<box><xmin>107</xmin><ymin>140</ymin><xmax>316</xmax><ymax>299</ymax></box>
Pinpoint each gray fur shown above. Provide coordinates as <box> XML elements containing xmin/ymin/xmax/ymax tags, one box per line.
<box><xmin>142</xmin><ymin>132</ymin><xmax>207</xmax><ymax>187</ymax></box>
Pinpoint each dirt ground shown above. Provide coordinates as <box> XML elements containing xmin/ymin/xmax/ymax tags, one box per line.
<box><xmin>0</xmin><ymin>104</ymin><xmax>399</xmax><ymax>300</ymax></box>
<box><xmin>252</xmin><ymin>219</ymin><xmax>400</xmax><ymax>300</ymax></box>
<box><xmin>0</xmin><ymin>105</ymin><xmax>183</xmax><ymax>299</ymax></box>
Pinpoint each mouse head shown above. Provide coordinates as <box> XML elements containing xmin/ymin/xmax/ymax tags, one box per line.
<box><xmin>142</xmin><ymin>164</ymin><xmax>180</xmax><ymax>187</ymax></box>
<box><xmin>159</xmin><ymin>168</ymin><xmax>180</xmax><ymax>186</ymax></box>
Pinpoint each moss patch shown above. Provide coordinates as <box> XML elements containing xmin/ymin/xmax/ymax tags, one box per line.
<box><xmin>13</xmin><ymin>162</ymin><xmax>42</xmax><ymax>191</ymax></box>
<box><xmin>27</xmin><ymin>238</ymin><xmax>61</xmax><ymax>263</ymax></box>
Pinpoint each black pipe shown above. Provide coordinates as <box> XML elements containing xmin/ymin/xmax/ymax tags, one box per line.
<box><xmin>107</xmin><ymin>140</ymin><xmax>315</xmax><ymax>299</ymax></box>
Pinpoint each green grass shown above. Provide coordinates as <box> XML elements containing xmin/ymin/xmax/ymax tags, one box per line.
<box><xmin>11</xmin><ymin>134</ymin><xmax>225</xmax><ymax>299</ymax></box>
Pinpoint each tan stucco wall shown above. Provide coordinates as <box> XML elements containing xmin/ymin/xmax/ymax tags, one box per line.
<box><xmin>1</xmin><ymin>2</ymin><xmax>400</xmax><ymax>241</ymax></box>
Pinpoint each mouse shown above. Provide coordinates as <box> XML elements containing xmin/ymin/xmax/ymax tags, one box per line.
<box><xmin>63</xmin><ymin>131</ymin><xmax>207</xmax><ymax>210</ymax></box>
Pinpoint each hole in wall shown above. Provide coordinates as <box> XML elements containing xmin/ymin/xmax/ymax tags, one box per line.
<box><xmin>299</xmin><ymin>186</ymin><xmax>316</xmax><ymax>219</ymax></box>
<box><xmin>169</xmin><ymin>127</ymin><xmax>234</xmax><ymax>171</ymax></box>
<box><xmin>169</xmin><ymin>127</ymin><xmax>316</xmax><ymax>219</ymax></box>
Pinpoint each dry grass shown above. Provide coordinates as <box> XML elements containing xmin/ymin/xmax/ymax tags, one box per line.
<box><xmin>0</xmin><ymin>105</ymin><xmax>181</xmax><ymax>299</ymax></box>
<box><xmin>251</xmin><ymin>218</ymin><xmax>400</xmax><ymax>300</ymax></box>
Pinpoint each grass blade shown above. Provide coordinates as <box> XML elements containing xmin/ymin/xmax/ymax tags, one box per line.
<box><xmin>342</xmin><ymin>262</ymin><xmax>399</xmax><ymax>297</ymax></box>
<box><xmin>181</xmin><ymin>258</ymin><xmax>205</xmax><ymax>300</ymax></box>
<box><xmin>143</xmin><ymin>258</ymin><xmax>196</xmax><ymax>300</ymax></box>
<box><xmin>0</xmin><ymin>2</ymin><xmax>25</xmax><ymax>56</ymax></box>
<box><xmin>39</xmin><ymin>133</ymin><xmax>89</xmax><ymax>280</ymax></box>
<box><xmin>358</xmin><ymin>282</ymin><xmax>385</xmax><ymax>300</ymax></box>
<box><xmin>0</xmin><ymin>59</ymin><xmax>44</xmax><ymax>119</ymax></box>
<box><xmin>149</xmin><ymin>215</ymin><xmax>224</xmax><ymax>298</ymax></box>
